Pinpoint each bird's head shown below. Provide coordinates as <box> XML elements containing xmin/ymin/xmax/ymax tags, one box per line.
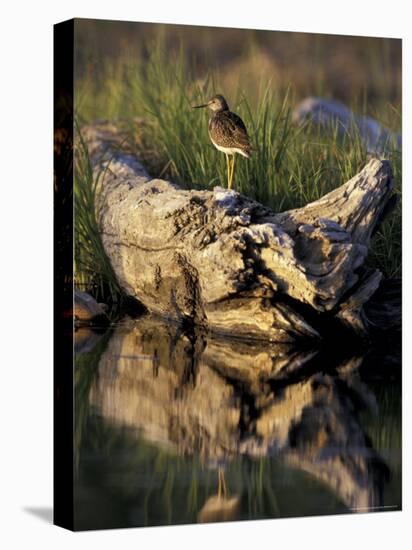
<box><xmin>193</xmin><ymin>94</ymin><xmax>229</xmax><ymax>112</ymax></box>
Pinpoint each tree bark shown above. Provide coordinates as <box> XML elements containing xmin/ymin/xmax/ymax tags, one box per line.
<box><xmin>82</xmin><ymin>121</ymin><xmax>394</xmax><ymax>342</ymax></box>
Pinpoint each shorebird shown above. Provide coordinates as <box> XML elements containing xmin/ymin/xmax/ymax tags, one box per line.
<box><xmin>193</xmin><ymin>94</ymin><xmax>252</xmax><ymax>190</ymax></box>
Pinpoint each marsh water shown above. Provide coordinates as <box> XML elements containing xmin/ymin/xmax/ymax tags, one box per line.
<box><xmin>74</xmin><ymin>316</ymin><xmax>401</xmax><ymax>530</ymax></box>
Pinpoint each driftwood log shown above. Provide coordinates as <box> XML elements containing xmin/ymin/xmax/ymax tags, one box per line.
<box><xmin>83</xmin><ymin>122</ymin><xmax>395</xmax><ymax>342</ymax></box>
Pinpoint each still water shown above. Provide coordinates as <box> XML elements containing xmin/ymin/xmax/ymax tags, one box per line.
<box><xmin>74</xmin><ymin>316</ymin><xmax>401</xmax><ymax>530</ymax></box>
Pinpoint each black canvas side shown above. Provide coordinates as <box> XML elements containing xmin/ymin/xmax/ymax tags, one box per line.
<box><xmin>53</xmin><ymin>18</ymin><xmax>75</xmax><ymax>531</ymax></box>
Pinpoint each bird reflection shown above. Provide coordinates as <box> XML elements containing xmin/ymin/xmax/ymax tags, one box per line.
<box><xmin>197</xmin><ymin>466</ymin><xmax>241</xmax><ymax>523</ymax></box>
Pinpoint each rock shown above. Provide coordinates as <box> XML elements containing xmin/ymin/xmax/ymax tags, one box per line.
<box><xmin>74</xmin><ymin>290</ymin><xmax>109</xmax><ymax>326</ymax></box>
<box><xmin>74</xmin><ymin>327</ymin><xmax>106</xmax><ymax>354</ymax></box>
<box><xmin>293</xmin><ymin>97</ymin><xmax>401</xmax><ymax>154</ymax></box>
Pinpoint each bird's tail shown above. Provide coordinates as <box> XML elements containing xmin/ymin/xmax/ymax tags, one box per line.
<box><xmin>241</xmin><ymin>144</ymin><xmax>254</xmax><ymax>159</ymax></box>
<box><xmin>237</xmin><ymin>148</ymin><xmax>250</xmax><ymax>159</ymax></box>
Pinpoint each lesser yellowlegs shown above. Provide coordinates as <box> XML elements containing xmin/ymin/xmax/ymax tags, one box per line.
<box><xmin>193</xmin><ymin>94</ymin><xmax>252</xmax><ymax>189</ymax></box>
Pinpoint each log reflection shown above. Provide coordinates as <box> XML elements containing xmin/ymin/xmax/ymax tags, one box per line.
<box><xmin>86</xmin><ymin>316</ymin><xmax>390</xmax><ymax>514</ymax></box>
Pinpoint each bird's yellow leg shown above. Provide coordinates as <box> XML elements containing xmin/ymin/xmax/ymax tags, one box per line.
<box><xmin>225</xmin><ymin>154</ymin><xmax>230</xmax><ymax>189</ymax></box>
<box><xmin>229</xmin><ymin>155</ymin><xmax>236</xmax><ymax>190</ymax></box>
<box><xmin>221</xmin><ymin>469</ymin><xmax>227</xmax><ymax>497</ymax></box>
<box><xmin>218</xmin><ymin>467</ymin><xmax>227</xmax><ymax>498</ymax></box>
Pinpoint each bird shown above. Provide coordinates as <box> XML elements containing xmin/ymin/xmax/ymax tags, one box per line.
<box><xmin>193</xmin><ymin>94</ymin><xmax>252</xmax><ymax>190</ymax></box>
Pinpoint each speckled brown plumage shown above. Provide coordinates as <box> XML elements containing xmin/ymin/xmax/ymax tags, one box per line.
<box><xmin>208</xmin><ymin>110</ymin><xmax>252</xmax><ymax>157</ymax></box>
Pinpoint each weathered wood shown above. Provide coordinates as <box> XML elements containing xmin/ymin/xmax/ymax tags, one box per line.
<box><xmin>82</xmin><ymin>121</ymin><xmax>394</xmax><ymax>341</ymax></box>
<box><xmin>293</xmin><ymin>97</ymin><xmax>401</xmax><ymax>154</ymax></box>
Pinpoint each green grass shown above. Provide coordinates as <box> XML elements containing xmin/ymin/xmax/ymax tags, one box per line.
<box><xmin>75</xmin><ymin>43</ymin><xmax>401</xmax><ymax>288</ymax></box>
<box><xmin>74</xmin><ymin>327</ymin><xmax>113</xmax><ymax>473</ymax></box>
<box><xmin>74</xmin><ymin>122</ymin><xmax>125</xmax><ymax>310</ymax></box>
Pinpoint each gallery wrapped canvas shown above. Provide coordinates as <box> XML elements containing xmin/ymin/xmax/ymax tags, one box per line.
<box><xmin>54</xmin><ymin>18</ymin><xmax>402</xmax><ymax>531</ymax></box>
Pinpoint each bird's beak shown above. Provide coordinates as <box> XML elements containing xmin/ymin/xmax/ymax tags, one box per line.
<box><xmin>193</xmin><ymin>103</ymin><xmax>208</xmax><ymax>109</ymax></box>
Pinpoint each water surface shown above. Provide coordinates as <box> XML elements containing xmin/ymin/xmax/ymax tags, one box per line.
<box><xmin>74</xmin><ymin>316</ymin><xmax>401</xmax><ymax>530</ymax></box>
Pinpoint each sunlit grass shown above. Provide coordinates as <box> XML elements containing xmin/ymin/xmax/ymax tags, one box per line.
<box><xmin>75</xmin><ymin>42</ymin><xmax>401</xmax><ymax>285</ymax></box>
<box><xmin>74</xmin><ymin>122</ymin><xmax>124</xmax><ymax>309</ymax></box>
